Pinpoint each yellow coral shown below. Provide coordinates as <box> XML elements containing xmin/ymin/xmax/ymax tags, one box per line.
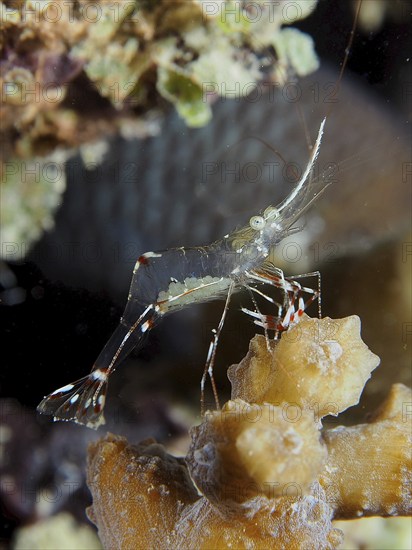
<box><xmin>87</xmin><ymin>434</ymin><xmax>342</xmax><ymax>550</ymax></box>
<box><xmin>86</xmin><ymin>315</ymin><xmax>410</xmax><ymax>549</ymax></box>
<box><xmin>228</xmin><ymin>314</ymin><xmax>380</xmax><ymax>418</ymax></box>
<box><xmin>320</xmin><ymin>384</ymin><xmax>412</xmax><ymax>518</ymax></box>
<box><xmin>187</xmin><ymin>399</ymin><xmax>327</xmax><ymax>506</ymax></box>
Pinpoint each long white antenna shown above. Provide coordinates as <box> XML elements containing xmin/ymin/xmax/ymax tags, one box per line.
<box><xmin>276</xmin><ymin>117</ymin><xmax>326</xmax><ymax>215</ymax></box>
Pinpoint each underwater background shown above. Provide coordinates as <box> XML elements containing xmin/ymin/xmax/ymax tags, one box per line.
<box><xmin>1</xmin><ymin>0</ymin><xmax>411</xmax><ymax>547</ymax></box>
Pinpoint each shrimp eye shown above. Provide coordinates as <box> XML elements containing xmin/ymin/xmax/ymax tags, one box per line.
<box><xmin>249</xmin><ymin>216</ymin><xmax>266</xmax><ymax>230</ymax></box>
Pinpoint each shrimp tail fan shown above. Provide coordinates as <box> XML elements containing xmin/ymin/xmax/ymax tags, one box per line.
<box><xmin>37</xmin><ymin>373</ymin><xmax>108</xmax><ymax>429</ymax></box>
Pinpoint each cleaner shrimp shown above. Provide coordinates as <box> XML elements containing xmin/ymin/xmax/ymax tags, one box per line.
<box><xmin>38</xmin><ymin>3</ymin><xmax>362</xmax><ymax>429</ymax></box>
<box><xmin>37</xmin><ymin>120</ymin><xmax>329</xmax><ymax>428</ymax></box>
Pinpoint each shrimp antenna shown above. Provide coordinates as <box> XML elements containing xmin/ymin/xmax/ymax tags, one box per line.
<box><xmin>327</xmin><ymin>0</ymin><xmax>363</xmax><ymax>117</ymax></box>
<box><xmin>233</xmin><ymin>135</ymin><xmax>289</xmax><ymax>167</ymax></box>
<box><xmin>232</xmin><ymin>135</ymin><xmax>302</xmax><ymax>184</ymax></box>
<box><xmin>277</xmin><ymin>117</ymin><xmax>325</xmax><ymax>218</ymax></box>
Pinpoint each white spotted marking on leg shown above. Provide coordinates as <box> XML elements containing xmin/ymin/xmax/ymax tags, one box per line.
<box><xmin>91</xmin><ymin>369</ymin><xmax>107</xmax><ymax>381</ymax></box>
<box><xmin>52</xmin><ymin>383</ymin><xmax>74</xmax><ymax>395</ymax></box>
<box><xmin>206</xmin><ymin>341</ymin><xmax>214</xmax><ymax>363</ymax></box>
<box><xmin>142</xmin><ymin>251</ymin><xmax>162</xmax><ymax>259</ymax></box>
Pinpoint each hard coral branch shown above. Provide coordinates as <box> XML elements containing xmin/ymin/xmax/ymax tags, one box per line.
<box><xmin>87</xmin><ymin>434</ymin><xmax>342</xmax><ymax>550</ymax></box>
<box><xmin>321</xmin><ymin>383</ymin><xmax>412</xmax><ymax>519</ymax></box>
<box><xmin>86</xmin><ymin>435</ymin><xmax>199</xmax><ymax>549</ymax></box>
<box><xmin>228</xmin><ymin>314</ymin><xmax>380</xmax><ymax>418</ymax></box>
<box><xmin>86</xmin><ymin>316</ymin><xmax>411</xmax><ymax>549</ymax></box>
<box><xmin>186</xmin><ymin>399</ymin><xmax>327</xmax><ymax>507</ymax></box>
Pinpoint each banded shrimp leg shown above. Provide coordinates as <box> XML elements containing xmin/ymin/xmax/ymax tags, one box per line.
<box><xmin>200</xmin><ymin>281</ymin><xmax>235</xmax><ymax>416</ymax></box>
<box><xmin>241</xmin><ymin>268</ymin><xmax>322</xmax><ymax>337</ymax></box>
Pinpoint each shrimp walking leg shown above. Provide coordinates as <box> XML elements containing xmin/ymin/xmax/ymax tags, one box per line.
<box><xmin>242</xmin><ymin>269</ymin><xmax>321</xmax><ymax>335</ymax></box>
<box><xmin>245</xmin><ymin>285</ymin><xmax>280</xmax><ymax>350</ymax></box>
<box><xmin>290</xmin><ymin>271</ymin><xmax>322</xmax><ymax>318</ymax></box>
<box><xmin>201</xmin><ymin>281</ymin><xmax>235</xmax><ymax>416</ymax></box>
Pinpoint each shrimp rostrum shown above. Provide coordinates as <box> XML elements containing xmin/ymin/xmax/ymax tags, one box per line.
<box><xmin>38</xmin><ymin>118</ymin><xmax>332</xmax><ymax>428</ymax></box>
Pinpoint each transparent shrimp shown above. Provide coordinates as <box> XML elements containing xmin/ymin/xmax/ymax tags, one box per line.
<box><xmin>38</xmin><ymin>118</ymin><xmax>331</xmax><ymax>428</ymax></box>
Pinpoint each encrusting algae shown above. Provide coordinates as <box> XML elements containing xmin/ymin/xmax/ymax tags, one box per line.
<box><xmin>1</xmin><ymin>0</ymin><xmax>319</xmax><ymax>160</ymax></box>
<box><xmin>86</xmin><ymin>315</ymin><xmax>411</xmax><ymax>549</ymax></box>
